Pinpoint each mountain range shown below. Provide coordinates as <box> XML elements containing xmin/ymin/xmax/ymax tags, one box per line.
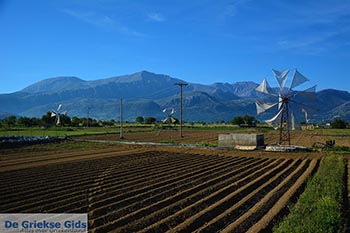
<box><xmin>1</xmin><ymin>71</ymin><xmax>350</xmax><ymax>122</ymax></box>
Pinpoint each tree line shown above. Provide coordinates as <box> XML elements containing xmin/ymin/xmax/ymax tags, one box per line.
<box><xmin>0</xmin><ymin>112</ymin><xmax>116</xmax><ymax>128</ymax></box>
<box><xmin>0</xmin><ymin>113</ymin><xmax>348</xmax><ymax>129</ymax></box>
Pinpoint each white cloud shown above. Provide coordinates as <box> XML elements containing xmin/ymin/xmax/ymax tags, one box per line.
<box><xmin>147</xmin><ymin>13</ymin><xmax>166</xmax><ymax>22</ymax></box>
<box><xmin>61</xmin><ymin>9</ymin><xmax>145</xmax><ymax>37</ymax></box>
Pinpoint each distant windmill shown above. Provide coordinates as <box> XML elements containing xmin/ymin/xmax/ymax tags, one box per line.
<box><xmin>162</xmin><ymin>108</ymin><xmax>177</xmax><ymax>124</ymax></box>
<box><xmin>255</xmin><ymin>69</ymin><xmax>316</xmax><ymax>145</ymax></box>
<box><xmin>156</xmin><ymin>108</ymin><xmax>176</xmax><ymax>136</ymax></box>
<box><xmin>51</xmin><ymin>104</ymin><xmax>67</xmax><ymax>126</ymax></box>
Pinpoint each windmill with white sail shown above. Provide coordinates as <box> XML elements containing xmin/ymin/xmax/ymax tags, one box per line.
<box><xmin>162</xmin><ymin>108</ymin><xmax>177</xmax><ymax>124</ymax></box>
<box><xmin>51</xmin><ymin>104</ymin><xmax>67</xmax><ymax>126</ymax></box>
<box><xmin>255</xmin><ymin>69</ymin><xmax>316</xmax><ymax>145</ymax></box>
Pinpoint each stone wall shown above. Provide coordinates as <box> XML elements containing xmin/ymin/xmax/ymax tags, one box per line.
<box><xmin>218</xmin><ymin>133</ymin><xmax>264</xmax><ymax>148</ymax></box>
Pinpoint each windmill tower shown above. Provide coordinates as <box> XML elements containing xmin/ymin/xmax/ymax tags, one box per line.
<box><xmin>51</xmin><ymin>104</ymin><xmax>67</xmax><ymax>126</ymax></box>
<box><xmin>255</xmin><ymin>69</ymin><xmax>316</xmax><ymax>145</ymax></box>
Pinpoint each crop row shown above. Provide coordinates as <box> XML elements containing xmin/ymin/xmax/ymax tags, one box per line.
<box><xmin>0</xmin><ymin>150</ymin><xmax>318</xmax><ymax>232</ymax></box>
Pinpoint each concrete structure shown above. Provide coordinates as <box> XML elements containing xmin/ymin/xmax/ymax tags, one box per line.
<box><xmin>218</xmin><ymin>133</ymin><xmax>264</xmax><ymax>150</ymax></box>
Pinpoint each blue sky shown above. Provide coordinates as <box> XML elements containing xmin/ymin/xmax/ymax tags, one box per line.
<box><xmin>1</xmin><ymin>0</ymin><xmax>350</xmax><ymax>93</ymax></box>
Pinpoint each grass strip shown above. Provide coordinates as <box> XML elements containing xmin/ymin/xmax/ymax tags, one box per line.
<box><xmin>274</xmin><ymin>153</ymin><xmax>346</xmax><ymax>233</ymax></box>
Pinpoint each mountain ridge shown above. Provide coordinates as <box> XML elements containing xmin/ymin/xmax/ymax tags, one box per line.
<box><xmin>1</xmin><ymin>70</ymin><xmax>350</xmax><ymax>122</ymax></box>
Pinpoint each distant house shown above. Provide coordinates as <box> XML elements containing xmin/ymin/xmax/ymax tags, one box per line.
<box><xmin>301</xmin><ymin>124</ymin><xmax>315</xmax><ymax>130</ymax></box>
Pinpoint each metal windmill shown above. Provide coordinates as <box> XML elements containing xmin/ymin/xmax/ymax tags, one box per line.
<box><xmin>51</xmin><ymin>104</ymin><xmax>67</xmax><ymax>126</ymax></box>
<box><xmin>255</xmin><ymin>69</ymin><xmax>316</xmax><ymax>145</ymax></box>
<box><xmin>162</xmin><ymin>108</ymin><xmax>177</xmax><ymax>124</ymax></box>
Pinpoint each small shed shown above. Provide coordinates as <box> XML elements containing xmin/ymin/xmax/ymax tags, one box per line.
<box><xmin>218</xmin><ymin>133</ymin><xmax>264</xmax><ymax>150</ymax></box>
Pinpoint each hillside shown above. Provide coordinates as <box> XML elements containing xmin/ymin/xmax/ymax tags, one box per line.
<box><xmin>0</xmin><ymin>71</ymin><xmax>349</xmax><ymax>122</ymax></box>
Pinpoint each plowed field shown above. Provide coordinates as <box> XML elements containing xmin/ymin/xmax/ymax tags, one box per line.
<box><xmin>0</xmin><ymin>143</ymin><xmax>320</xmax><ymax>232</ymax></box>
<box><xmin>76</xmin><ymin>128</ymin><xmax>350</xmax><ymax>147</ymax></box>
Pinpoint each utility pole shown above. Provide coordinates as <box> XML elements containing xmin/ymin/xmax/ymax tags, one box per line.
<box><xmin>175</xmin><ymin>82</ymin><xmax>188</xmax><ymax>138</ymax></box>
<box><xmin>120</xmin><ymin>98</ymin><xmax>124</xmax><ymax>139</ymax></box>
<box><xmin>87</xmin><ymin>107</ymin><xmax>91</xmax><ymax>128</ymax></box>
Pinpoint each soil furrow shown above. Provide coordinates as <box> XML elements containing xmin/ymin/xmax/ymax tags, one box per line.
<box><xmin>88</xmin><ymin>157</ymin><xmax>261</xmax><ymax>229</ymax></box>
<box><xmin>91</xmin><ymin>159</ymin><xmax>280</xmax><ymax>232</ymax></box>
<box><xmin>168</xmin><ymin>159</ymin><xmax>292</xmax><ymax>233</ymax></box>
<box><xmin>2</xmin><ymin>154</ymin><xmax>226</xmax><ymax>212</ymax></box>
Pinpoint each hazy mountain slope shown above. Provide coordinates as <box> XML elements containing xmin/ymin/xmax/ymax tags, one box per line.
<box><xmin>22</xmin><ymin>76</ymin><xmax>89</xmax><ymax>93</ymax></box>
<box><xmin>1</xmin><ymin>71</ymin><xmax>349</xmax><ymax>122</ymax></box>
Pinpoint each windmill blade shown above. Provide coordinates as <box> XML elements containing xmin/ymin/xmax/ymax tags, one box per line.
<box><xmin>291</xmin><ymin>112</ymin><xmax>295</xmax><ymax>130</ymax></box>
<box><xmin>278</xmin><ymin>94</ymin><xmax>283</xmax><ymax>110</ymax></box>
<box><xmin>51</xmin><ymin>112</ymin><xmax>56</xmax><ymax>117</ymax></box>
<box><xmin>290</xmin><ymin>99</ymin><xmax>318</xmax><ymax>113</ymax></box>
<box><xmin>302</xmin><ymin>108</ymin><xmax>309</xmax><ymax>123</ymax></box>
<box><xmin>292</xmin><ymin>85</ymin><xmax>317</xmax><ymax>100</ymax></box>
<box><xmin>289</xmin><ymin>99</ymin><xmax>318</xmax><ymax>122</ymax></box>
<box><xmin>162</xmin><ymin>108</ymin><xmax>167</xmax><ymax>113</ymax></box>
<box><xmin>56</xmin><ymin>116</ymin><xmax>61</xmax><ymax>125</ymax></box>
<box><xmin>265</xmin><ymin>107</ymin><xmax>283</xmax><ymax>126</ymax></box>
<box><xmin>255</xmin><ymin>79</ymin><xmax>277</xmax><ymax>96</ymax></box>
<box><xmin>290</xmin><ymin>69</ymin><xmax>309</xmax><ymax>89</ymax></box>
<box><xmin>272</xmin><ymin>69</ymin><xmax>289</xmax><ymax>90</ymax></box>
<box><xmin>291</xmin><ymin>112</ymin><xmax>300</xmax><ymax>130</ymax></box>
<box><xmin>61</xmin><ymin>111</ymin><xmax>67</xmax><ymax>116</ymax></box>
<box><xmin>57</xmin><ymin>104</ymin><xmax>62</xmax><ymax>111</ymax></box>
<box><xmin>170</xmin><ymin>117</ymin><xmax>177</xmax><ymax>124</ymax></box>
<box><xmin>170</xmin><ymin>108</ymin><xmax>175</xmax><ymax>115</ymax></box>
<box><xmin>255</xmin><ymin>101</ymin><xmax>278</xmax><ymax>115</ymax></box>
<box><xmin>162</xmin><ymin>117</ymin><xmax>168</xmax><ymax>123</ymax></box>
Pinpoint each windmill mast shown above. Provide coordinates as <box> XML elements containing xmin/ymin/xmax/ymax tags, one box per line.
<box><xmin>279</xmin><ymin>99</ymin><xmax>291</xmax><ymax>145</ymax></box>
<box><xmin>175</xmin><ymin>82</ymin><xmax>188</xmax><ymax>138</ymax></box>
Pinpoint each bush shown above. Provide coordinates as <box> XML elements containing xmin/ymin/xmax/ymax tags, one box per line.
<box><xmin>274</xmin><ymin>153</ymin><xmax>345</xmax><ymax>233</ymax></box>
<box><xmin>135</xmin><ymin>116</ymin><xmax>144</xmax><ymax>123</ymax></box>
<box><xmin>144</xmin><ymin>117</ymin><xmax>157</xmax><ymax>124</ymax></box>
<box><xmin>331</xmin><ymin>118</ymin><xmax>347</xmax><ymax>129</ymax></box>
<box><xmin>231</xmin><ymin>116</ymin><xmax>244</xmax><ymax>126</ymax></box>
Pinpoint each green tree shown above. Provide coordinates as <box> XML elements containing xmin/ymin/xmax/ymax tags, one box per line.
<box><xmin>17</xmin><ymin>116</ymin><xmax>33</xmax><ymax>127</ymax></box>
<box><xmin>135</xmin><ymin>116</ymin><xmax>144</xmax><ymax>123</ymax></box>
<box><xmin>243</xmin><ymin>115</ymin><xmax>256</xmax><ymax>126</ymax></box>
<box><xmin>331</xmin><ymin>118</ymin><xmax>347</xmax><ymax>129</ymax></box>
<box><xmin>2</xmin><ymin>115</ymin><xmax>17</xmax><ymax>128</ymax></box>
<box><xmin>31</xmin><ymin>117</ymin><xmax>41</xmax><ymax>127</ymax></box>
<box><xmin>71</xmin><ymin>116</ymin><xmax>81</xmax><ymax>127</ymax></box>
<box><xmin>41</xmin><ymin>112</ymin><xmax>55</xmax><ymax>128</ymax></box>
<box><xmin>59</xmin><ymin>114</ymin><xmax>71</xmax><ymax>126</ymax></box>
<box><xmin>231</xmin><ymin>116</ymin><xmax>244</xmax><ymax>126</ymax></box>
<box><xmin>101</xmin><ymin>119</ymin><xmax>115</xmax><ymax>126</ymax></box>
<box><xmin>144</xmin><ymin>117</ymin><xmax>157</xmax><ymax>124</ymax></box>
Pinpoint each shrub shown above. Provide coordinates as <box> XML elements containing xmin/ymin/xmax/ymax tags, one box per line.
<box><xmin>331</xmin><ymin>118</ymin><xmax>347</xmax><ymax>129</ymax></box>
<box><xmin>144</xmin><ymin>117</ymin><xmax>157</xmax><ymax>124</ymax></box>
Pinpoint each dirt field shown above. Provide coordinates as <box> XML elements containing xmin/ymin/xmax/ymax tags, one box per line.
<box><xmin>0</xmin><ymin>141</ymin><xmax>322</xmax><ymax>232</ymax></box>
<box><xmin>76</xmin><ymin>128</ymin><xmax>350</xmax><ymax>148</ymax></box>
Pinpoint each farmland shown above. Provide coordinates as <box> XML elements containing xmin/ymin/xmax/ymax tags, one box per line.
<box><xmin>1</xmin><ymin>126</ymin><xmax>349</xmax><ymax>232</ymax></box>
<box><xmin>0</xmin><ymin>139</ymin><xmax>323</xmax><ymax>232</ymax></box>
<box><xmin>76</xmin><ymin>127</ymin><xmax>350</xmax><ymax>148</ymax></box>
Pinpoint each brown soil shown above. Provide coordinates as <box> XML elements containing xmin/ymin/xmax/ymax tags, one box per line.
<box><xmin>76</xmin><ymin>128</ymin><xmax>350</xmax><ymax>147</ymax></box>
<box><xmin>0</xmin><ymin>141</ymin><xmax>320</xmax><ymax>232</ymax></box>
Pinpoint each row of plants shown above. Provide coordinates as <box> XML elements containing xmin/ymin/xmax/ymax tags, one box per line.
<box><xmin>274</xmin><ymin>153</ymin><xmax>346</xmax><ymax>233</ymax></box>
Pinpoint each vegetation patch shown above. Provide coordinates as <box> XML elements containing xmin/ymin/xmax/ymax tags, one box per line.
<box><xmin>274</xmin><ymin>153</ymin><xmax>346</xmax><ymax>233</ymax></box>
